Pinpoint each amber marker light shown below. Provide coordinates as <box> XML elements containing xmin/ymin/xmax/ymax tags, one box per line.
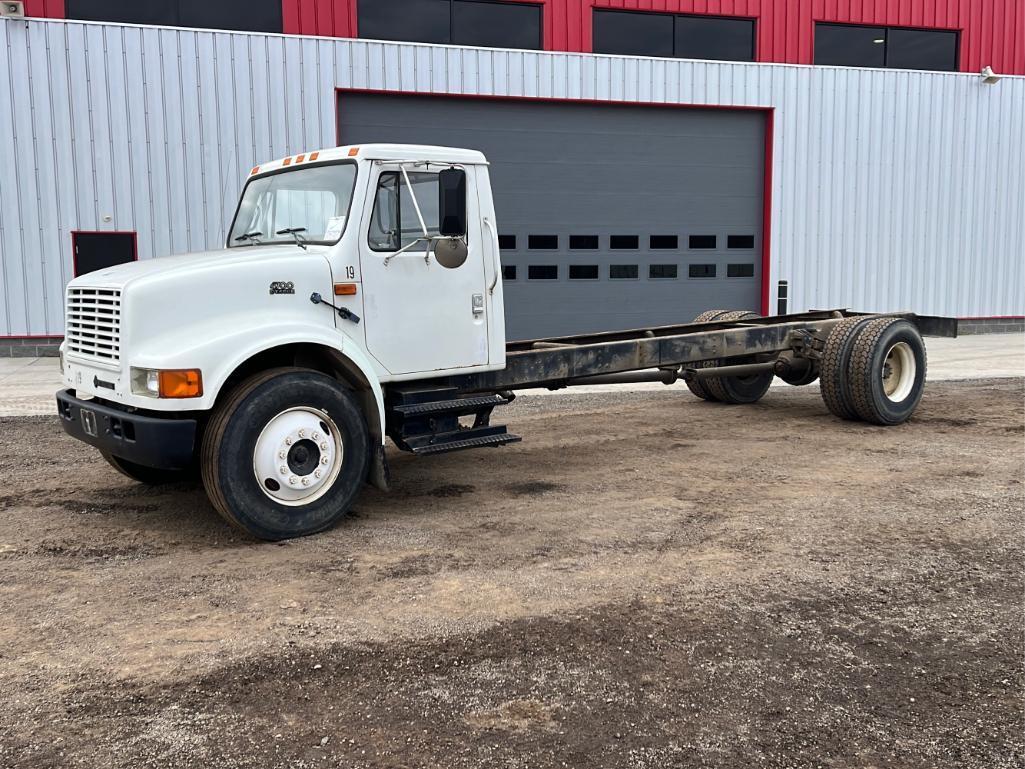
<box><xmin>334</xmin><ymin>283</ymin><xmax>358</xmax><ymax>296</ymax></box>
<box><xmin>158</xmin><ymin>369</ymin><xmax>203</xmax><ymax>399</ymax></box>
<box><xmin>347</xmin><ymin>147</ymin><xmax>359</xmax><ymax>157</ymax></box>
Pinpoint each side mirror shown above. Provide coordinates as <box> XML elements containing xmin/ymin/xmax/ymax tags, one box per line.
<box><xmin>438</xmin><ymin>168</ymin><xmax>467</xmax><ymax>237</ymax></box>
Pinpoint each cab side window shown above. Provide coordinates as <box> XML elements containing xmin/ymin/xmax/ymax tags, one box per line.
<box><xmin>368</xmin><ymin>171</ymin><xmax>441</xmax><ymax>251</ymax></box>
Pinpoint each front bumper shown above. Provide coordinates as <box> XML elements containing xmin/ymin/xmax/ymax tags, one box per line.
<box><xmin>56</xmin><ymin>389</ymin><xmax>197</xmax><ymax>470</ymax></box>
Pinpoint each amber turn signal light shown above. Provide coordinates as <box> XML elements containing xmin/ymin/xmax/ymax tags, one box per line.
<box><xmin>334</xmin><ymin>283</ymin><xmax>358</xmax><ymax>296</ymax></box>
<box><xmin>158</xmin><ymin>369</ymin><xmax>203</xmax><ymax>399</ymax></box>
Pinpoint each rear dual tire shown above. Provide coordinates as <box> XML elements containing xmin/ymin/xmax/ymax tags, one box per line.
<box><xmin>201</xmin><ymin>368</ymin><xmax>370</xmax><ymax>540</ymax></box>
<box><xmin>686</xmin><ymin>309</ymin><xmax>774</xmax><ymax>405</ymax></box>
<box><xmin>820</xmin><ymin>317</ymin><xmax>927</xmax><ymax>425</ymax></box>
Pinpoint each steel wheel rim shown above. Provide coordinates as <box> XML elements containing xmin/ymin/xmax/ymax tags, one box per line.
<box><xmin>253</xmin><ymin>407</ymin><xmax>344</xmax><ymax>506</ymax></box>
<box><xmin>882</xmin><ymin>341</ymin><xmax>916</xmax><ymax>402</ymax></box>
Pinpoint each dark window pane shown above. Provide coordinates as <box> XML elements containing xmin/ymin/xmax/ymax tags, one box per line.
<box><xmin>503</xmin><ymin>265</ymin><xmax>516</xmax><ymax>280</ymax></box>
<box><xmin>650</xmin><ymin>235</ymin><xmax>678</xmax><ymax>249</ymax></box>
<box><xmin>358</xmin><ymin>0</ymin><xmax>450</xmax><ymax>44</ymax></box>
<box><xmin>178</xmin><ymin>0</ymin><xmax>281</xmax><ymax>32</ymax></box>
<box><xmin>886</xmin><ymin>28</ymin><xmax>958</xmax><ymax>71</ymax></box>
<box><xmin>689</xmin><ymin>264</ymin><xmax>717</xmax><ymax>278</ymax></box>
<box><xmin>74</xmin><ymin>232</ymin><xmax>136</xmax><ymax>276</ymax></box>
<box><xmin>528</xmin><ymin>234</ymin><xmax>558</xmax><ymax>249</ymax></box>
<box><xmin>593</xmin><ymin>9</ymin><xmax>674</xmax><ymax>57</ymax></box>
<box><xmin>727</xmin><ymin>263</ymin><xmax>755</xmax><ymax>278</ymax></box>
<box><xmin>610</xmin><ymin>264</ymin><xmax>638</xmax><ymax>279</ymax></box>
<box><xmin>649</xmin><ymin>264</ymin><xmax>678</xmax><ymax>279</ymax></box>
<box><xmin>675</xmin><ymin>15</ymin><xmax>754</xmax><ymax>62</ymax></box>
<box><xmin>610</xmin><ymin>235</ymin><xmax>639</xmax><ymax>249</ymax></box>
<box><xmin>569</xmin><ymin>235</ymin><xmax>599</xmax><ymax>249</ymax></box>
<box><xmin>66</xmin><ymin>0</ymin><xmax>177</xmax><ymax>25</ymax></box>
<box><xmin>498</xmin><ymin>234</ymin><xmax>516</xmax><ymax>250</ymax></box>
<box><xmin>814</xmin><ymin>24</ymin><xmax>886</xmax><ymax>67</ymax></box>
<box><xmin>528</xmin><ymin>265</ymin><xmax>558</xmax><ymax>280</ymax></box>
<box><xmin>727</xmin><ymin>234</ymin><xmax>755</xmax><ymax>249</ymax></box>
<box><xmin>569</xmin><ymin>264</ymin><xmax>599</xmax><ymax>280</ymax></box>
<box><xmin>689</xmin><ymin>235</ymin><xmax>717</xmax><ymax>249</ymax></box>
<box><xmin>452</xmin><ymin>0</ymin><xmax>541</xmax><ymax>50</ymax></box>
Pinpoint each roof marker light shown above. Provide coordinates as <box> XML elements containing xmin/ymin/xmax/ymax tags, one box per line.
<box><xmin>250</xmin><ymin>166</ymin><xmax>260</xmax><ymax>176</ymax></box>
<box><xmin>309</xmin><ymin>151</ymin><xmax>320</xmax><ymax>161</ymax></box>
<box><xmin>296</xmin><ymin>154</ymin><xmax>306</xmax><ymax>163</ymax></box>
<box><xmin>347</xmin><ymin>147</ymin><xmax>359</xmax><ymax>157</ymax></box>
<box><xmin>282</xmin><ymin>157</ymin><xmax>292</xmax><ymax>166</ymax></box>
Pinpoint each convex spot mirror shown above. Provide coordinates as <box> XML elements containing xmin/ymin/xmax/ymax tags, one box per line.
<box><xmin>434</xmin><ymin>237</ymin><xmax>468</xmax><ymax>269</ymax></box>
<box><xmin>436</xmin><ymin>167</ymin><xmax>468</xmax><ymax>268</ymax></box>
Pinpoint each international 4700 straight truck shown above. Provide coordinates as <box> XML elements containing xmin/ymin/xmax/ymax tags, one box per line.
<box><xmin>56</xmin><ymin>144</ymin><xmax>957</xmax><ymax>539</ymax></box>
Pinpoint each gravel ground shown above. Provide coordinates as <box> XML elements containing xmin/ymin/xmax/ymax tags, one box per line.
<box><xmin>0</xmin><ymin>378</ymin><xmax>1022</xmax><ymax>768</ymax></box>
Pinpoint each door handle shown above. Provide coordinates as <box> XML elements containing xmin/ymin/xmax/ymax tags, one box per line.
<box><xmin>472</xmin><ymin>293</ymin><xmax>485</xmax><ymax>316</ymax></box>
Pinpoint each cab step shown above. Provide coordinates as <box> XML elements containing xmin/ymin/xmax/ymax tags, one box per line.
<box><xmin>385</xmin><ymin>386</ymin><xmax>521</xmax><ymax>455</ymax></box>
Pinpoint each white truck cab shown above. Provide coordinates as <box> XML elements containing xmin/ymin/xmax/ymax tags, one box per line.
<box><xmin>56</xmin><ymin>143</ymin><xmax>952</xmax><ymax>540</ymax></box>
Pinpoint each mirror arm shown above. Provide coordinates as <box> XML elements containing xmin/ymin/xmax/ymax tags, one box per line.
<box><xmin>399</xmin><ymin>165</ymin><xmax>431</xmax><ymax>263</ymax></box>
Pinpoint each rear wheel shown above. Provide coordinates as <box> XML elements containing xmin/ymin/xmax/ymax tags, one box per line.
<box><xmin>102</xmin><ymin>452</ymin><xmax>194</xmax><ymax>485</ymax></box>
<box><xmin>819</xmin><ymin>316</ymin><xmax>875</xmax><ymax>420</ymax></box>
<box><xmin>201</xmin><ymin>368</ymin><xmax>370</xmax><ymax>540</ymax></box>
<box><xmin>685</xmin><ymin>309</ymin><xmax>734</xmax><ymax>402</ymax></box>
<box><xmin>847</xmin><ymin>318</ymin><xmax>927</xmax><ymax>425</ymax></box>
<box><xmin>703</xmin><ymin>311</ymin><xmax>774</xmax><ymax>405</ymax></box>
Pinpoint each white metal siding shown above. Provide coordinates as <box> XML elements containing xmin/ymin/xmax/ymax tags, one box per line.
<box><xmin>1</xmin><ymin>18</ymin><xmax>1023</xmax><ymax>336</ymax></box>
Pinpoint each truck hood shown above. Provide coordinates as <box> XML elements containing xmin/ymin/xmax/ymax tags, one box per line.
<box><xmin>68</xmin><ymin>245</ymin><xmax>329</xmax><ymax>290</ymax></box>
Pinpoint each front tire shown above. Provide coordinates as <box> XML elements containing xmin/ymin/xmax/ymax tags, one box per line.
<box><xmin>201</xmin><ymin>368</ymin><xmax>370</xmax><ymax>540</ymax></box>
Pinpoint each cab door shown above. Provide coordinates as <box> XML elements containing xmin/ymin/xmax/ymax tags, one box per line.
<box><xmin>357</xmin><ymin>165</ymin><xmax>489</xmax><ymax>376</ymax></box>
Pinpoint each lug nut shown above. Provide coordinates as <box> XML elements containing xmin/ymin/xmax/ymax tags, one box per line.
<box><xmin>278</xmin><ymin>450</ymin><xmax>286</xmax><ymax>459</ymax></box>
<box><xmin>289</xmin><ymin>475</ymin><xmax>298</xmax><ymax>485</ymax></box>
<box><xmin>321</xmin><ymin>456</ymin><xmax>329</xmax><ymax>465</ymax></box>
<box><xmin>319</xmin><ymin>441</ymin><xmax>328</xmax><ymax>451</ymax></box>
<box><xmin>280</xmin><ymin>466</ymin><xmax>287</xmax><ymax>475</ymax></box>
<box><xmin>314</xmin><ymin>470</ymin><xmax>322</xmax><ymax>479</ymax></box>
<box><xmin>285</xmin><ymin>437</ymin><xmax>293</xmax><ymax>445</ymax></box>
<box><xmin>298</xmin><ymin>429</ymin><xmax>306</xmax><ymax>438</ymax></box>
<box><xmin>312</xmin><ymin>431</ymin><xmax>320</xmax><ymax>440</ymax></box>
<box><xmin>301</xmin><ymin>477</ymin><xmax>310</xmax><ymax>486</ymax></box>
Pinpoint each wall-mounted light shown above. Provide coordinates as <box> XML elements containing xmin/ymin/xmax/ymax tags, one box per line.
<box><xmin>0</xmin><ymin>2</ymin><xmax>26</xmax><ymax>18</ymax></box>
<box><xmin>980</xmin><ymin>66</ymin><xmax>1001</xmax><ymax>85</ymax></box>
<box><xmin>872</xmin><ymin>38</ymin><xmax>885</xmax><ymax>44</ymax></box>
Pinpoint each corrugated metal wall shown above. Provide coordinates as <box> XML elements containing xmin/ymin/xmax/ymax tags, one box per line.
<box><xmin>1</xmin><ymin>17</ymin><xmax>1023</xmax><ymax>336</ymax></box>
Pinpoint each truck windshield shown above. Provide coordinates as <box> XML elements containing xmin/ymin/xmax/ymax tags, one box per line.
<box><xmin>228</xmin><ymin>162</ymin><xmax>357</xmax><ymax>247</ymax></box>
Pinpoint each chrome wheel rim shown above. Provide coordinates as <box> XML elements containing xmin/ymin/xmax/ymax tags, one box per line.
<box><xmin>253</xmin><ymin>407</ymin><xmax>343</xmax><ymax>505</ymax></box>
<box><xmin>882</xmin><ymin>342</ymin><xmax>916</xmax><ymax>402</ymax></box>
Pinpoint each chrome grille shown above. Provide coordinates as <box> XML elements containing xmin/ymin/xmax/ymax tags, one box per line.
<box><xmin>65</xmin><ymin>287</ymin><xmax>122</xmax><ymax>363</ymax></box>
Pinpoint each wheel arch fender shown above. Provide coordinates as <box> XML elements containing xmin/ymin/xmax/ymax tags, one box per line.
<box><xmin>200</xmin><ymin>328</ymin><xmax>390</xmax><ymax>490</ymax></box>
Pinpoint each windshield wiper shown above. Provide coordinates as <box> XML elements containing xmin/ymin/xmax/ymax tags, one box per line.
<box><xmin>276</xmin><ymin>227</ymin><xmax>308</xmax><ymax>250</ymax></box>
<box><xmin>234</xmin><ymin>231</ymin><xmax>263</xmax><ymax>245</ymax></box>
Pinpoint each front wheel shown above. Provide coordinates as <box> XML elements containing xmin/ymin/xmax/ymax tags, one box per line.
<box><xmin>201</xmin><ymin>368</ymin><xmax>370</xmax><ymax>540</ymax></box>
<box><xmin>102</xmin><ymin>452</ymin><xmax>195</xmax><ymax>485</ymax></box>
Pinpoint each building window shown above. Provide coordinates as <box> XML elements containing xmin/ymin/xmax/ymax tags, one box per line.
<box><xmin>498</xmin><ymin>234</ymin><xmax>517</xmax><ymax>250</ymax></box>
<box><xmin>359</xmin><ymin>0</ymin><xmax>542</xmax><ymax>50</ymax></box>
<box><xmin>689</xmin><ymin>264</ymin><xmax>716</xmax><ymax>278</ymax></box>
<box><xmin>650</xmin><ymin>235</ymin><xmax>678</xmax><ymax>249</ymax></box>
<box><xmin>727</xmin><ymin>263</ymin><xmax>755</xmax><ymax>278</ymax></box>
<box><xmin>593</xmin><ymin>9</ymin><xmax>754</xmax><ymax>62</ymax></box>
<box><xmin>814</xmin><ymin>23</ymin><xmax>958</xmax><ymax>71</ymax></box>
<box><xmin>610</xmin><ymin>235</ymin><xmax>639</xmax><ymax>249</ymax></box>
<box><xmin>65</xmin><ymin>0</ymin><xmax>283</xmax><ymax>33</ymax></box>
<box><xmin>689</xmin><ymin>235</ymin><xmax>717</xmax><ymax>249</ymax></box>
<box><xmin>72</xmin><ymin>231</ymin><xmax>137</xmax><ymax>277</ymax></box>
<box><xmin>727</xmin><ymin>235</ymin><xmax>755</xmax><ymax>249</ymax></box>
<box><xmin>503</xmin><ymin>265</ymin><xmax>517</xmax><ymax>280</ymax></box>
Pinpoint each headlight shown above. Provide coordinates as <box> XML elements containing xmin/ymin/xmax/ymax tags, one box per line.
<box><xmin>131</xmin><ymin>367</ymin><xmax>203</xmax><ymax>398</ymax></box>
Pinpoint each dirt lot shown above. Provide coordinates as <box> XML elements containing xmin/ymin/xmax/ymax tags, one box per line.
<box><xmin>0</xmin><ymin>378</ymin><xmax>1022</xmax><ymax>768</ymax></box>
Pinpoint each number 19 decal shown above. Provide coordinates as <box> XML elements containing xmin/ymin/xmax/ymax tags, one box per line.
<box><xmin>345</xmin><ymin>266</ymin><xmax>356</xmax><ymax>279</ymax></box>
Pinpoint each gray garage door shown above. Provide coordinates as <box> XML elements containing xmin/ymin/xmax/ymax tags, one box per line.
<box><xmin>338</xmin><ymin>93</ymin><xmax>765</xmax><ymax>340</ymax></box>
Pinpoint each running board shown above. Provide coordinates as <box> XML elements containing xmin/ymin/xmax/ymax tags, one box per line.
<box><xmin>406</xmin><ymin>426</ymin><xmax>522</xmax><ymax>455</ymax></box>
<box><xmin>385</xmin><ymin>386</ymin><xmax>521</xmax><ymax>455</ymax></box>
